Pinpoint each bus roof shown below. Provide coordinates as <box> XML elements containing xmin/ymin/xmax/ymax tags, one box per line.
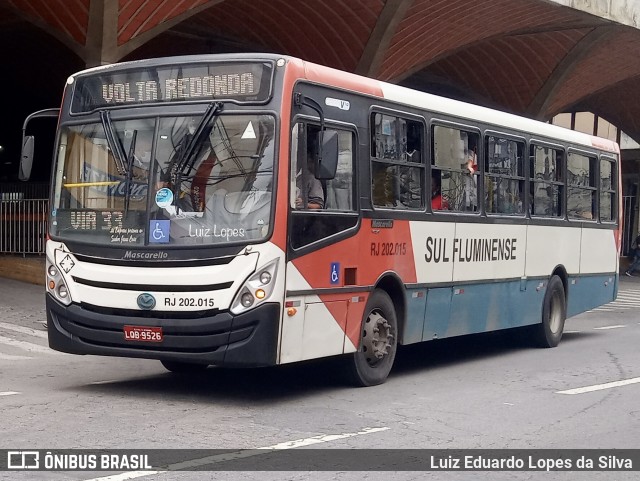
<box><xmin>291</xmin><ymin>56</ymin><xmax>620</xmax><ymax>155</ymax></box>
<box><xmin>70</xmin><ymin>53</ymin><xmax>620</xmax><ymax>154</ymax></box>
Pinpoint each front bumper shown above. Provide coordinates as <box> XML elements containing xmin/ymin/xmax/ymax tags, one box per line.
<box><xmin>47</xmin><ymin>295</ymin><xmax>280</xmax><ymax>367</ymax></box>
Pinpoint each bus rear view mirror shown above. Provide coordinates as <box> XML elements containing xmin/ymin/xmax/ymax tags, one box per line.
<box><xmin>316</xmin><ymin>129</ymin><xmax>338</xmax><ymax>180</ymax></box>
<box><xmin>19</xmin><ymin>107</ymin><xmax>60</xmax><ymax>181</ymax></box>
<box><xmin>19</xmin><ymin>135</ymin><xmax>35</xmax><ymax>181</ymax></box>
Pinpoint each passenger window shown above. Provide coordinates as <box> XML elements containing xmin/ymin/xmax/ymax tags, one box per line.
<box><xmin>600</xmin><ymin>157</ymin><xmax>616</xmax><ymax>222</ymax></box>
<box><xmin>371</xmin><ymin>113</ymin><xmax>424</xmax><ymax>209</ymax></box>
<box><xmin>325</xmin><ymin>131</ymin><xmax>355</xmax><ymax>211</ymax></box>
<box><xmin>567</xmin><ymin>152</ymin><xmax>596</xmax><ymax>220</ymax></box>
<box><xmin>529</xmin><ymin>145</ymin><xmax>564</xmax><ymax>217</ymax></box>
<box><xmin>432</xmin><ymin>125</ymin><xmax>479</xmax><ymax>212</ymax></box>
<box><xmin>291</xmin><ymin>124</ymin><xmax>325</xmax><ymax>210</ymax></box>
<box><xmin>484</xmin><ymin>135</ymin><xmax>525</xmax><ymax>215</ymax></box>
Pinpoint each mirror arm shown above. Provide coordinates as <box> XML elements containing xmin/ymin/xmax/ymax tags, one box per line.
<box><xmin>22</xmin><ymin>108</ymin><xmax>60</xmax><ymax>140</ymax></box>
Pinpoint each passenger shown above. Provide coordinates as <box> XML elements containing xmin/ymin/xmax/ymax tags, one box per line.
<box><xmin>625</xmin><ymin>233</ymin><xmax>640</xmax><ymax>276</ymax></box>
<box><xmin>463</xmin><ymin>144</ymin><xmax>478</xmax><ymax>209</ymax></box>
<box><xmin>295</xmin><ymin>152</ymin><xmax>324</xmax><ymax>209</ymax></box>
<box><xmin>465</xmin><ymin>144</ymin><xmax>478</xmax><ymax>174</ymax></box>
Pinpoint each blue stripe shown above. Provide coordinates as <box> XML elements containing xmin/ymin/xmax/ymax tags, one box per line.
<box><xmin>566</xmin><ymin>275</ymin><xmax>616</xmax><ymax>317</ymax></box>
<box><xmin>401</xmin><ymin>275</ymin><xmax>616</xmax><ymax>344</ymax></box>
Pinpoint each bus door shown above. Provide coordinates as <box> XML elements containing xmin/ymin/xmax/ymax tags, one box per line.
<box><xmin>280</xmin><ymin>121</ymin><xmax>359</xmax><ymax>363</ymax></box>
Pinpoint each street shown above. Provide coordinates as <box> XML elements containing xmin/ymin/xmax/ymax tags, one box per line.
<box><xmin>1</xmin><ymin>276</ymin><xmax>639</xmax><ymax>480</ymax></box>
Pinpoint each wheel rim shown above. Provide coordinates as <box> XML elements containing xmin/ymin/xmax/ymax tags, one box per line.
<box><xmin>548</xmin><ymin>289</ymin><xmax>563</xmax><ymax>334</ymax></box>
<box><xmin>361</xmin><ymin>309</ymin><xmax>395</xmax><ymax>367</ymax></box>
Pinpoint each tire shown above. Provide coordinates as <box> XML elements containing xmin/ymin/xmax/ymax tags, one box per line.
<box><xmin>346</xmin><ymin>289</ymin><xmax>398</xmax><ymax>387</ymax></box>
<box><xmin>160</xmin><ymin>360</ymin><xmax>209</xmax><ymax>374</ymax></box>
<box><xmin>532</xmin><ymin>275</ymin><xmax>566</xmax><ymax>348</ymax></box>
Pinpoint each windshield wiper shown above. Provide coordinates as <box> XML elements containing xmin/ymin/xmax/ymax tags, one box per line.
<box><xmin>171</xmin><ymin>102</ymin><xmax>224</xmax><ymax>205</ymax></box>
<box><xmin>100</xmin><ymin>110</ymin><xmax>127</xmax><ymax>175</ymax></box>
<box><xmin>123</xmin><ymin>130</ymin><xmax>138</xmax><ymax>215</ymax></box>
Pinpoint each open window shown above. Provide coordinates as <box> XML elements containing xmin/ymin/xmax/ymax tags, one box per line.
<box><xmin>370</xmin><ymin>113</ymin><xmax>424</xmax><ymax>209</ymax></box>
<box><xmin>432</xmin><ymin>125</ymin><xmax>479</xmax><ymax>212</ymax></box>
<box><xmin>529</xmin><ymin>144</ymin><xmax>564</xmax><ymax>218</ymax></box>
<box><xmin>289</xmin><ymin>122</ymin><xmax>357</xmax><ymax>249</ymax></box>
<box><xmin>567</xmin><ymin>151</ymin><xmax>597</xmax><ymax>220</ymax></box>
<box><xmin>484</xmin><ymin>134</ymin><xmax>525</xmax><ymax>215</ymax></box>
<box><xmin>600</xmin><ymin>156</ymin><xmax>617</xmax><ymax>223</ymax></box>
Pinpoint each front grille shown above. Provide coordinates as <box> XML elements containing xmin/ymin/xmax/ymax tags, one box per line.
<box><xmin>73</xmin><ymin>277</ymin><xmax>233</xmax><ymax>292</ymax></box>
<box><xmin>80</xmin><ymin>302</ymin><xmax>220</xmax><ymax>319</ymax></box>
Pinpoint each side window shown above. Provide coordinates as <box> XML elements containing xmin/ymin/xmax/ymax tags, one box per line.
<box><xmin>484</xmin><ymin>135</ymin><xmax>525</xmax><ymax>215</ymax></box>
<box><xmin>290</xmin><ymin>122</ymin><xmax>358</xmax><ymax>250</ymax></box>
<box><xmin>291</xmin><ymin>124</ymin><xmax>325</xmax><ymax>210</ymax></box>
<box><xmin>371</xmin><ymin>113</ymin><xmax>424</xmax><ymax>209</ymax></box>
<box><xmin>529</xmin><ymin>145</ymin><xmax>564</xmax><ymax>217</ymax></box>
<box><xmin>600</xmin><ymin>157</ymin><xmax>616</xmax><ymax>222</ymax></box>
<box><xmin>567</xmin><ymin>152</ymin><xmax>597</xmax><ymax>220</ymax></box>
<box><xmin>432</xmin><ymin>125</ymin><xmax>479</xmax><ymax>212</ymax></box>
<box><xmin>325</xmin><ymin>130</ymin><xmax>355</xmax><ymax>211</ymax></box>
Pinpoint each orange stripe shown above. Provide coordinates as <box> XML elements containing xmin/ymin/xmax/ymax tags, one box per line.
<box><xmin>291</xmin><ymin>219</ymin><xmax>418</xmax><ymax>347</ymax></box>
<box><xmin>296</xmin><ymin>58</ymin><xmax>384</xmax><ymax>97</ymax></box>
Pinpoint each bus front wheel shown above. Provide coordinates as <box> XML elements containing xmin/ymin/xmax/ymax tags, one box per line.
<box><xmin>346</xmin><ymin>289</ymin><xmax>398</xmax><ymax>387</ymax></box>
<box><xmin>161</xmin><ymin>360</ymin><xmax>209</xmax><ymax>374</ymax></box>
<box><xmin>533</xmin><ymin>275</ymin><xmax>566</xmax><ymax>348</ymax></box>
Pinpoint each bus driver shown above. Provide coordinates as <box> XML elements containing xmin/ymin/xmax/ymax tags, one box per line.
<box><xmin>295</xmin><ymin>152</ymin><xmax>324</xmax><ymax>209</ymax></box>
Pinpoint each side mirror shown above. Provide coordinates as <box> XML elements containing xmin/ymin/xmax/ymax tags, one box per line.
<box><xmin>315</xmin><ymin>130</ymin><xmax>338</xmax><ymax>180</ymax></box>
<box><xmin>19</xmin><ymin>108</ymin><xmax>59</xmax><ymax>181</ymax></box>
<box><xmin>19</xmin><ymin>135</ymin><xmax>35</xmax><ymax>181</ymax></box>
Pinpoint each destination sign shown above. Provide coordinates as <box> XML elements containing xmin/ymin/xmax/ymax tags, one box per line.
<box><xmin>71</xmin><ymin>61</ymin><xmax>273</xmax><ymax>112</ymax></box>
<box><xmin>54</xmin><ymin>209</ymin><xmax>146</xmax><ymax>245</ymax></box>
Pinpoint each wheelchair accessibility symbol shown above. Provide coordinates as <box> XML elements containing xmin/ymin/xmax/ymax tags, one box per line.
<box><xmin>149</xmin><ymin>220</ymin><xmax>170</xmax><ymax>243</ymax></box>
<box><xmin>330</xmin><ymin>262</ymin><xmax>340</xmax><ymax>285</ymax></box>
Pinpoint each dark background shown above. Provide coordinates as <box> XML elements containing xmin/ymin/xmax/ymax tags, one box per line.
<box><xmin>0</xmin><ymin>25</ymin><xmax>82</xmax><ymax>183</ymax></box>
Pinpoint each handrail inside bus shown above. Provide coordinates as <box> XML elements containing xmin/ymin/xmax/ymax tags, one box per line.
<box><xmin>63</xmin><ymin>181</ymin><xmax>120</xmax><ymax>188</ymax></box>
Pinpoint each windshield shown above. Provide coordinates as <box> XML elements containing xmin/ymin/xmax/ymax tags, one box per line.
<box><xmin>51</xmin><ymin>113</ymin><xmax>276</xmax><ymax>247</ymax></box>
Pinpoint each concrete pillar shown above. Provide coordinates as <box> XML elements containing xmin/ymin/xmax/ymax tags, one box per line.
<box><xmin>85</xmin><ymin>0</ymin><xmax>120</xmax><ymax>67</ymax></box>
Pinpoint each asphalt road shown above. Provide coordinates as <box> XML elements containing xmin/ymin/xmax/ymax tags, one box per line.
<box><xmin>1</xmin><ymin>275</ymin><xmax>639</xmax><ymax>481</ymax></box>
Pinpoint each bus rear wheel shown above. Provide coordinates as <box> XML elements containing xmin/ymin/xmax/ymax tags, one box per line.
<box><xmin>160</xmin><ymin>360</ymin><xmax>209</xmax><ymax>374</ymax></box>
<box><xmin>532</xmin><ymin>275</ymin><xmax>566</xmax><ymax>348</ymax></box>
<box><xmin>346</xmin><ymin>289</ymin><xmax>398</xmax><ymax>387</ymax></box>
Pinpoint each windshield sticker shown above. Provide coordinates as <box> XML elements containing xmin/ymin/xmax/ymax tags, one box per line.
<box><xmin>149</xmin><ymin>220</ymin><xmax>170</xmax><ymax>243</ymax></box>
<box><xmin>155</xmin><ymin>188</ymin><xmax>174</xmax><ymax>208</ymax></box>
<box><xmin>242</xmin><ymin>121</ymin><xmax>256</xmax><ymax>139</ymax></box>
<box><xmin>110</xmin><ymin>226</ymin><xmax>144</xmax><ymax>244</ymax></box>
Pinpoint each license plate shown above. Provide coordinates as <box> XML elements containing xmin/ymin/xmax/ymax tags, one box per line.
<box><xmin>123</xmin><ymin>325</ymin><xmax>163</xmax><ymax>342</ymax></box>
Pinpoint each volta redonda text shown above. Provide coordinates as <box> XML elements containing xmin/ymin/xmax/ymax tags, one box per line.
<box><xmin>425</xmin><ymin>236</ymin><xmax>518</xmax><ymax>263</ymax></box>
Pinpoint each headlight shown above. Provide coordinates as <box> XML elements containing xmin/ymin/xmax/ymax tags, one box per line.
<box><xmin>260</xmin><ymin>271</ymin><xmax>272</xmax><ymax>284</ymax></box>
<box><xmin>46</xmin><ymin>257</ymin><xmax>72</xmax><ymax>306</ymax></box>
<box><xmin>230</xmin><ymin>259</ymin><xmax>278</xmax><ymax>315</ymax></box>
<box><xmin>241</xmin><ymin>292</ymin><xmax>255</xmax><ymax>307</ymax></box>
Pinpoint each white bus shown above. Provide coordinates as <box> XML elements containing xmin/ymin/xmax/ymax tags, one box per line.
<box><xmin>21</xmin><ymin>54</ymin><xmax>621</xmax><ymax>386</ymax></box>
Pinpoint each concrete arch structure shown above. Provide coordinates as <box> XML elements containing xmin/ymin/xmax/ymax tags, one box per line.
<box><xmin>2</xmin><ymin>0</ymin><xmax>640</xmax><ymax>163</ymax></box>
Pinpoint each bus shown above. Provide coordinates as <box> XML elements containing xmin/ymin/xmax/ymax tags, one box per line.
<box><xmin>21</xmin><ymin>53</ymin><xmax>621</xmax><ymax>386</ymax></box>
